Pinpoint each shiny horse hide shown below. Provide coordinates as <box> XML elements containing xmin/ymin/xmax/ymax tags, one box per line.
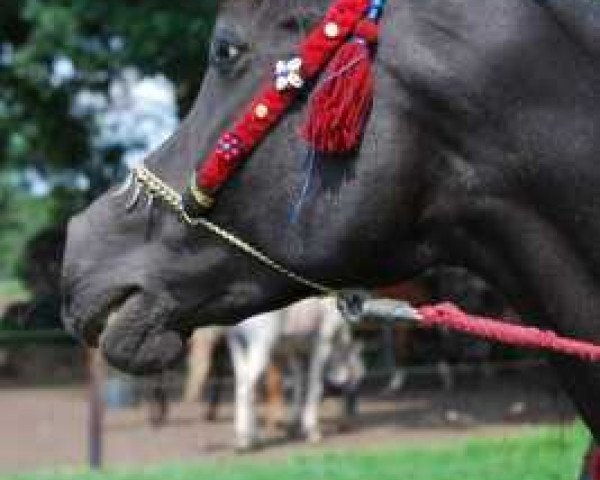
<box><xmin>62</xmin><ymin>1</ymin><xmax>600</xmax><ymax>470</ymax></box>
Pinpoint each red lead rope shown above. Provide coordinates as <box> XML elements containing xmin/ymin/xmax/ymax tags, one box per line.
<box><xmin>418</xmin><ymin>303</ymin><xmax>600</xmax><ymax>362</ymax></box>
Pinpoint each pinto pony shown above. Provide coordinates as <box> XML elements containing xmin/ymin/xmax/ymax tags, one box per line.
<box><xmin>183</xmin><ymin>298</ymin><xmax>363</xmax><ymax>450</ymax></box>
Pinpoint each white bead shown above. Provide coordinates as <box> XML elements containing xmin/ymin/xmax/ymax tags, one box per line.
<box><xmin>288</xmin><ymin>73</ymin><xmax>304</xmax><ymax>89</ymax></box>
<box><xmin>324</xmin><ymin>22</ymin><xmax>340</xmax><ymax>39</ymax></box>
<box><xmin>288</xmin><ymin>57</ymin><xmax>302</xmax><ymax>70</ymax></box>
<box><xmin>275</xmin><ymin>77</ymin><xmax>288</xmax><ymax>91</ymax></box>
<box><xmin>273</xmin><ymin>56</ymin><xmax>304</xmax><ymax>91</ymax></box>
<box><xmin>228</xmin><ymin>45</ymin><xmax>239</xmax><ymax>58</ymax></box>
<box><xmin>255</xmin><ymin>104</ymin><xmax>269</xmax><ymax>119</ymax></box>
<box><xmin>275</xmin><ymin>60</ymin><xmax>287</xmax><ymax>75</ymax></box>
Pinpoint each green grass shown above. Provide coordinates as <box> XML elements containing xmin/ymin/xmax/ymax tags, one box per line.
<box><xmin>3</xmin><ymin>424</ymin><xmax>591</xmax><ymax>480</ymax></box>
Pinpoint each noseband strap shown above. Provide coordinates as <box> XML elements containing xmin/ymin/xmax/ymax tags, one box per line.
<box><xmin>132</xmin><ymin>166</ymin><xmax>335</xmax><ymax>295</ymax></box>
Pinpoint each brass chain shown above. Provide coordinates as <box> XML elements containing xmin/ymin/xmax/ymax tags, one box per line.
<box><xmin>131</xmin><ymin>166</ymin><xmax>335</xmax><ymax>295</ymax></box>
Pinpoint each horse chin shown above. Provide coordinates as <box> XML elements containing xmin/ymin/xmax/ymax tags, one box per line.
<box><xmin>99</xmin><ymin>307</ymin><xmax>186</xmax><ymax>375</ymax></box>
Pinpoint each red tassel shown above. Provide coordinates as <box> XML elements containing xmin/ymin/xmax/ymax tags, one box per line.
<box><xmin>301</xmin><ymin>20</ymin><xmax>379</xmax><ymax>155</ymax></box>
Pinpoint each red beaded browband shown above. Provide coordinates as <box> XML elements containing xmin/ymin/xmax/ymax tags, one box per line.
<box><xmin>187</xmin><ymin>0</ymin><xmax>387</xmax><ymax>213</ymax></box>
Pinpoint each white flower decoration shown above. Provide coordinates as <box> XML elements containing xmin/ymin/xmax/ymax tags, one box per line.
<box><xmin>274</xmin><ymin>57</ymin><xmax>304</xmax><ymax>91</ymax></box>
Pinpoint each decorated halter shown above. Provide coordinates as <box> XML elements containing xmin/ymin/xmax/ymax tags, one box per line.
<box><xmin>126</xmin><ymin>0</ymin><xmax>600</xmax><ymax>364</ymax></box>
<box><xmin>186</xmin><ymin>0</ymin><xmax>387</xmax><ymax>214</ymax></box>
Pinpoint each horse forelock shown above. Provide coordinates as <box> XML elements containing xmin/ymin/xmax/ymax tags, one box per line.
<box><xmin>220</xmin><ymin>0</ymin><xmax>326</xmax><ymax>20</ymax></box>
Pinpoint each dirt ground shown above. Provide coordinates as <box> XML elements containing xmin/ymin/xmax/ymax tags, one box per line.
<box><xmin>0</xmin><ymin>368</ymin><xmax>577</xmax><ymax>474</ymax></box>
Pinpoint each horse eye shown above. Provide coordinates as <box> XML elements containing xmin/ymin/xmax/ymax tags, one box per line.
<box><xmin>210</xmin><ymin>33</ymin><xmax>245</xmax><ymax>70</ymax></box>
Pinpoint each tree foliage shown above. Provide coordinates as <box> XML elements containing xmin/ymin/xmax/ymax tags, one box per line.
<box><xmin>0</xmin><ymin>1</ymin><xmax>217</xmax><ymax>278</ymax></box>
<box><xmin>1</xmin><ymin>0</ymin><xmax>216</xmax><ymax>185</ymax></box>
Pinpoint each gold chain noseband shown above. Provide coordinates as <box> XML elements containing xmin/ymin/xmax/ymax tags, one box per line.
<box><xmin>127</xmin><ymin>167</ymin><xmax>600</xmax><ymax>364</ymax></box>
<box><xmin>131</xmin><ymin>166</ymin><xmax>335</xmax><ymax>295</ymax></box>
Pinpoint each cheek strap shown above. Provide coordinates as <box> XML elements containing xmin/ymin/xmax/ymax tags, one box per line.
<box><xmin>188</xmin><ymin>0</ymin><xmax>387</xmax><ymax>215</ymax></box>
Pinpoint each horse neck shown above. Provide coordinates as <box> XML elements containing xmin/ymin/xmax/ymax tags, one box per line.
<box><xmin>537</xmin><ymin>0</ymin><xmax>600</xmax><ymax>58</ymax></box>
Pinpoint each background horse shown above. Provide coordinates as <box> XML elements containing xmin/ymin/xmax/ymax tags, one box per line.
<box><xmin>228</xmin><ymin>296</ymin><xmax>363</xmax><ymax>449</ymax></box>
<box><xmin>183</xmin><ymin>297</ymin><xmax>363</xmax><ymax>450</ymax></box>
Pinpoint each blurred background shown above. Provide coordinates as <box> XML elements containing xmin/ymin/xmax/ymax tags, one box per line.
<box><xmin>0</xmin><ymin>2</ymin><xmax>590</xmax><ymax>479</ymax></box>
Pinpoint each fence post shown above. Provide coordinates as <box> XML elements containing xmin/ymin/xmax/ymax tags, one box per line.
<box><xmin>87</xmin><ymin>348</ymin><xmax>103</xmax><ymax>470</ymax></box>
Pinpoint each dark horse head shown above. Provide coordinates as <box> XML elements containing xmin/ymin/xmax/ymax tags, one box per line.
<box><xmin>63</xmin><ymin>0</ymin><xmax>600</xmax><ymax>443</ymax></box>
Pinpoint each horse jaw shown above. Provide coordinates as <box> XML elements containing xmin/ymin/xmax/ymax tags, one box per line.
<box><xmin>99</xmin><ymin>295</ymin><xmax>186</xmax><ymax>375</ymax></box>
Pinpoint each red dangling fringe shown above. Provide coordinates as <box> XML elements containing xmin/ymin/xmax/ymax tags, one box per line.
<box><xmin>300</xmin><ymin>21</ymin><xmax>379</xmax><ymax>155</ymax></box>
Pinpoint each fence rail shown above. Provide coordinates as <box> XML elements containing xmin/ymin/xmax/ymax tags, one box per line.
<box><xmin>0</xmin><ymin>329</ymin><xmax>73</xmax><ymax>346</ymax></box>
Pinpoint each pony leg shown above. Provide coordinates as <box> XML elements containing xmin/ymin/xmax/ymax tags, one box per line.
<box><xmin>229</xmin><ymin>332</ymin><xmax>271</xmax><ymax>451</ymax></box>
<box><xmin>287</xmin><ymin>355</ymin><xmax>304</xmax><ymax>437</ymax></box>
<box><xmin>302</xmin><ymin>341</ymin><xmax>332</xmax><ymax>443</ymax></box>
<box><xmin>382</xmin><ymin>325</ymin><xmax>410</xmax><ymax>394</ymax></box>
<box><xmin>229</xmin><ymin>336</ymin><xmax>255</xmax><ymax>450</ymax></box>
<box><xmin>437</xmin><ymin>360</ymin><xmax>455</xmax><ymax>392</ymax></box>
<box><xmin>147</xmin><ymin>374</ymin><xmax>169</xmax><ymax>427</ymax></box>
<box><xmin>265</xmin><ymin>362</ymin><xmax>285</xmax><ymax>434</ymax></box>
<box><xmin>205</xmin><ymin>340</ymin><xmax>226</xmax><ymax>421</ymax></box>
<box><xmin>183</xmin><ymin>327</ymin><xmax>222</xmax><ymax>403</ymax></box>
